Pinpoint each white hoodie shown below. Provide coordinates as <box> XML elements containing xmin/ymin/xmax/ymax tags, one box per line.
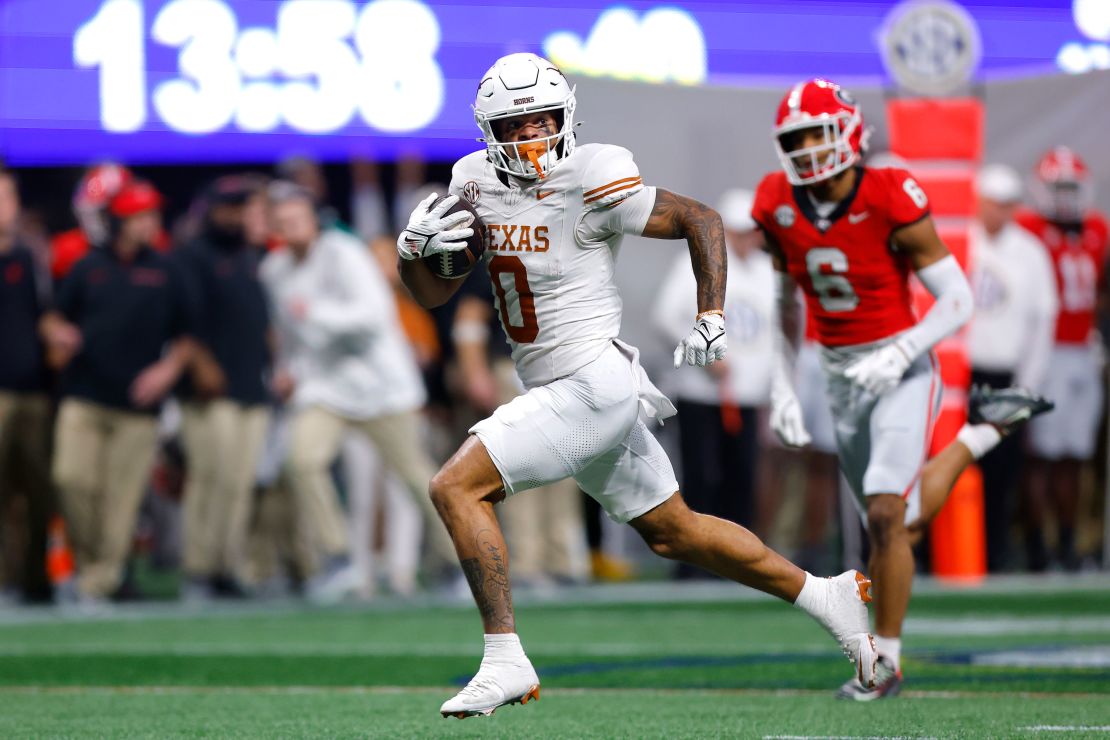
<box><xmin>261</xmin><ymin>229</ymin><xmax>425</xmax><ymax>419</ymax></box>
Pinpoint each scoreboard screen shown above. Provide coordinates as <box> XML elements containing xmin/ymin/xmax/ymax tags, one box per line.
<box><xmin>0</xmin><ymin>0</ymin><xmax>1090</xmax><ymax>165</ymax></box>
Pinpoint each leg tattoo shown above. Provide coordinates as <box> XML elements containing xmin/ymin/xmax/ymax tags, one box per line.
<box><xmin>460</xmin><ymin>528</ymin><xmax>515</xmax><ymax>632</ymax></box>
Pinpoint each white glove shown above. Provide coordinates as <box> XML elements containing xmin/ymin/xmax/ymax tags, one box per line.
<box><xmin>673</xmin><ymin>313</ymin><xmax>727</xmax><ymax>369</ymax></box>
<box><xmin>770</xmin><ymin>382</ymin><xmax>811</xmax><ymax>448</ymax></box>
<box><xmin>396</xmin><ymin>193</ymin><xmax>474</xmax><ymax>261</ymax></box>
<box><xmin>843</xmin><ymin>341</ymin><xmax>912</xmax><ymax>396</ymax></box>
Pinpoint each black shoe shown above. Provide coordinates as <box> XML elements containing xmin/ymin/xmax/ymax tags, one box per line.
<box><xmin>211</xmin><ymin>574</ymin><xmax>254</xmax><ymax>599</ymax></box>
<box><xmin>968</xmin><ymin>385</ymin><xmax>1054</xmax><ymax>434</ymax></box>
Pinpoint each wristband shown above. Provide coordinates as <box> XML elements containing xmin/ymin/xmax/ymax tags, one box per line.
<box><xmin>696</xmin><ymin>309</ymin><xmax>725</xmax><ymax>321</ymax></box>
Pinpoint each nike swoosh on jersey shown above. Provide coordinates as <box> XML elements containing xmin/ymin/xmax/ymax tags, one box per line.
<box><xmin>536</xmin><ymin>190</ymin><xmax>556</xmax><ymax>200</ymax></box>
<box><xmin>848</xmin><ymin>212</ymin><xmax>870</xmax><ymax>224</ymax></box>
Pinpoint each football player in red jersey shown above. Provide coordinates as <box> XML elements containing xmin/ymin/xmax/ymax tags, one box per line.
<box><xmin>49</xmin><ymin>164</ymin><xmax>170</xmax><ymax>282</ymax></box>
<box><xmin>1016</xmin><ymin>147</ymin><xmax>1109</xmax><ymax>570</ymax></box>
<box><xmin>753</xmin><ymin>79</ymin><xmax>1053</xmax><ymax>700</ymax></box>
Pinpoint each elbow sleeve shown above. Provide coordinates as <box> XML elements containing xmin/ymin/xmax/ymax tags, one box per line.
<box><xmin>898</xmin><ymin>255</ymin><xmax>973</xmax><ymax>359</ymax></box>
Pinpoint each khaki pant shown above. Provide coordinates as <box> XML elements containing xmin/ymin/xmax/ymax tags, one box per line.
<box><xmin>0</xmin><ymin>391</ymin><xmax>53</xmax><ymax>593</ymax></box>
<box><xmin>52</xmin><ymin>398</ymin><xmax>160</xmax><ymax>598</ymax></box>
<box><xmin>245</xmin><ymin>481</ymin><xmax>315</xmax><ymax>586</ymax></box>
<box><xmin>284</xmin><ymin>405</ymin><xmax>454</xmax><ymax>571</ymax></box>
<box><xmin>489</xmin><ymin>359</ymin><xmax>588</xmax><ymax>581</ymax></box>
<box><xmin>180</xmin><ymin>400</ymin><xmax>270</xmax><ymax>580</ymax></box>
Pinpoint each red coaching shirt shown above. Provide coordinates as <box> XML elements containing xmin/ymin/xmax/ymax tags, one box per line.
<box><xmin>753</xmin><ymin>166</ymin><xmax>930</xmax><ymax>347</ymax></box>
<box><xmin>1015</xmin><ymin>208</ymin><xmax>1109</xmax><ymax>345</ymax></box>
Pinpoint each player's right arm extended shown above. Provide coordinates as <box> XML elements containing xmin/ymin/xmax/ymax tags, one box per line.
<box><xmin>767</xmin><ymin>236</ymin><xmax>811</xmax><ymax>447</ymax></box>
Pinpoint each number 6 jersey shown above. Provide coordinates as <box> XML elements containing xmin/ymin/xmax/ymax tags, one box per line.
<box><xmin>752</xmin><ymin>166</ymin><xmax>930</xmax><ymax>347</ymax></box>
<box><xmin>449</xmin><ymin>143</ymin><xmax>657</xmax><ymax>387</ymax></box>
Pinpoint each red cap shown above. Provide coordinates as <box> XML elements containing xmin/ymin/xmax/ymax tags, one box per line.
<box><xmin>109</xmin><ymin>180</ymin><xmax>163</xmax><ymax>218</ymax></box>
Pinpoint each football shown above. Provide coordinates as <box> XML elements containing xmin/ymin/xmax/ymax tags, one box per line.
<box><xmin>423</xmin><ymin>195</ymin><xmax>486</xmax><ymax>280</ymax></box>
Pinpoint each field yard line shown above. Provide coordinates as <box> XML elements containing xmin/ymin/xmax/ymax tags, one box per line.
<box><xmin>0</xmin><ymin>575</ymin><xmax>1106</xmax><ymax>626</ymax></box>
<box><xmin>0</xmin><ymin>686</ymin><xmax>1105</xmax><ymax>701</ymax></box>
<box><xmin>1</xmin><ymin>613</ymin><xmax>1107</xmax><ymax>655</ymax></box>
<box><xmin>1018</xmin><ymin>727</ymin><xmax>1110</xmax><ymax>733</ymax></box>
<box><xmin>764</xmin><ymin>736</ymin><xmax>935</xmax><ymax>739</ymax></box>
<box><xmin>905</xmin><ymin>616</ymin><xmax>1110</xmax><ymax>636</ymax></box>
<box><xmin>0</xmin><ymin>612</ymin><xmax>1105</xmax><ymax>652</ymax></box>
<box><xmin>0</xmin><ymin>642</ymin><xmax>825</xmax><ymax>657</ymax></box>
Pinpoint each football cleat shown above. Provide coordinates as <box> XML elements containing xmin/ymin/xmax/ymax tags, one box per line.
<box><xmin>304</xmin><ymin>559</ymin><xmax>362</xmax><ymax>605</ymax></box>
<box><xmin>837</xmin><ymin>655</ymin><xmax>903</xmax><ymax>701</ymax></box>
<box><xmin>590</xmin><ymin>549</ymin><xmax>636</xmax><ymax>582</ymax></box>
<box><xmin>809</xmin><ymin>571</ymin><xmax>877</xmax><ymax>688</ymax></box>
<box><xmin>440</xmin><ymin>657</ymin><xmax>541</xmax><ymax>719</ymax></box>
<box><xmin>968</xmin><ymin>385</ymin><xmax>1054</xmax><ymax>435</ymax></box>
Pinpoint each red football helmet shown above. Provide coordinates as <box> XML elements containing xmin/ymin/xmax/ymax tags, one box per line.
<box><xmin>773</xmin><ymin>79</ymin><xmax>869</xmax><ymax>186</ymax></box>
<box><xmin>74</xmin><ymin>163</ymin><xmax>133</xmax><ymax>245</ymax></box>
<box><xmin>1031</xmin><ymin>146</ymin><xmax>1093</xmax><ymax>224</ymax></box>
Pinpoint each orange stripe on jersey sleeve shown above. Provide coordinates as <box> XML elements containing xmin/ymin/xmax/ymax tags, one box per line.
<box><xmin>583</xmin><ymin>176</ymin><xmax>641</xmax><ymax>198</ymax></box>
<box><xmin>583</xmin><ymin>178</ymin><xmax>643</xmax><ymax>204</ymax></box>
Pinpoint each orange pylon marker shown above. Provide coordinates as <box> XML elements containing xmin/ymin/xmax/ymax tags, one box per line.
<box><xmin>46</xmin><ymin>516</ymin><xmax>75</xmax><ymax>585</ymax></box>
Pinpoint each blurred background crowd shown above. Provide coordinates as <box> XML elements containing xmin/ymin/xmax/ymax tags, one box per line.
<box><xmin>0</xmin><ymin>142</ymin><xmax>1106</xmax><ymax>611</ymax></box>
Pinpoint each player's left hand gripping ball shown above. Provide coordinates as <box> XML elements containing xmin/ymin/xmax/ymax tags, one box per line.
<box><xmin>673</xmin><ymin>312</ymin><xmax>727</xmax><ymax>369</ymax></box>
<box><xmin>397</xmin><ymin>193</ymin><xmax>474</xmax><ymax>261</ymax></box>
<box><xmin>843</xmin><ymin>341</ymin><xmax>911</xmax><ymax>395</ymax></box>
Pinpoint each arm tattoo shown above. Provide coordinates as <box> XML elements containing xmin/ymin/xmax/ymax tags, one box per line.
<box><xmin>643</xmin><ymin>189</ymin><xmax>726</xmax><ymax>312</ymax></box>
<box><xmin>459</xmin><ymin>529</ymin><xmax>515</xmax><ymax>631</ymax></box>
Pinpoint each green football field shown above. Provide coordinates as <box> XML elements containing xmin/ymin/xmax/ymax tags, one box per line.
<box><xmin>0</xmin><ymin>578</ymin><xmax>1108</xmax><ymax>738</ymax></box>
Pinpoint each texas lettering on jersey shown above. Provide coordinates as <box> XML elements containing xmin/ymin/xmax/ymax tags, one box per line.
<box><xmin>448</xmin><ymin>143</ymin><xmax>655</xmax><ymax>387</ymax></box>
<box><xmin>1015</xmin><ymin>208</ymin><xmax>1110</xmax><ymax>344</ymax></box>
<box><xmin>486</xmin><ymin>224</ymin><xmax>551</xmax><ymax>253</ymax></box>
<box><xmin>752</xmin><ymin>166</ymin><xmax>930</xmax><ymax>347</ymax></box>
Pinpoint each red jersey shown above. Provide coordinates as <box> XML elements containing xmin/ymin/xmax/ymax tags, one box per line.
<box><xmin>50</xmin><ymin>229</ymin><xmax>89</xmax><ymax>280</ymax></box>
<box><xmin>1015</xmin><ymin>208</ymin><xmax>1108</xmax><ymax>345</ymax></box>
<box><xmin>49</xmin><ymin>228</ymin><xmax>173</xmax><ymax>281</ymax></box>
<box><xmin>753</xmin><ymin>166</ymin><xmax>930</xmax><ymax>347</ymax></box>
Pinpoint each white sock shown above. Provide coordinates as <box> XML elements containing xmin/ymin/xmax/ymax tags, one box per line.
<box><xmin>792</xmin><ymin>572</ymin><xmax>828</xmax><ymax>616</ymax></box>
<box><xmin>874</xmin><ymin>635</ymin><xmax>901</xmax><ymax>670</ymax></box>
<box><xmin>483</xmin><ymin>633</ymin><xmax>525</xmax><ymax>662</ymax></box>
<box><xmin>956</xmin><ymin>423</ymin><xmax>1002</xmax><ymax>460</ymax></box>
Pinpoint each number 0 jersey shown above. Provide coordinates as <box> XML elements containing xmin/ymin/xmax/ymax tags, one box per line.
<box><xmin>752</xmin><ymin>166</ymin><xmax>930</xmax><ymax>347</ymax></box>
<box><xmin>1014</xmin><ymin>208</ymin><xmax>1109</xmax><ymax>345</ymax></box>
<box><xmin>448</xmin><ymin>143</ymin><xmax>656</xmax><ymax>387</ymax></box>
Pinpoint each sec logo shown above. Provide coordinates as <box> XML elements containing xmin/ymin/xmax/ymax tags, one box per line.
<box><xmin>880</xmin><ymin>0</ymin><xmax>981</xmax><ymax>96</ymax></box>
<box><xmin>462</xmin><ymin>181</ymin><xmax>481</xmax><ymax>204</ymax></box>
<box><xmin>774</xmin><ymin>204</ymin><xmax>796</xmax><ymax>228</ymax></box>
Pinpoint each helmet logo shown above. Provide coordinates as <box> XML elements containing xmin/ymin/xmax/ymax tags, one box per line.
<box><xmin>834</xmin><ymin>88</ymin><xmax>855</xmax><ymax>107</ymax></box>
<box><xmin>513</xmin><ymin>97</ymin><xmax>535</xmax><ymax>105</ymax></box>
<box><xmin>774</xmin><ymin>205</ymin><xmax>795</xmax><ymax>228</ymax></box>
<box><xmin>462</xmin><ymin>181</ymin><xmax>481</xmax><ymax>205</ymax></box>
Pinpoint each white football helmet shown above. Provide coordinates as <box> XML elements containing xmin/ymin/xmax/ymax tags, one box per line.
<box><xmin>473</xmin><ymin>53</ymin><xmax>577</xmax><ymax>180</ymax></box>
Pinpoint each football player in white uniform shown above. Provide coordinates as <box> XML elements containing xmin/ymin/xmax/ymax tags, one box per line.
<box><xmin>397</xmin><ymin>54</ymin><xmax>877</xmax><ymax>719</ymax></box>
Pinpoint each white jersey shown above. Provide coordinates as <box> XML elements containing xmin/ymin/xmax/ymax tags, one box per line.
<box><xmin>261</xmin><ymin>229</ymin><xmax>425</xmax><ymax>420</ymax></box>
<box><xmin>449</xmin><ymin>143</ymin><xmax>657</xmax><ymax>388</ymax></box>
<box><xmin>968</xmin><ymin>220</ymin><xmax>1058</xmax><ymax>386</ymax></box>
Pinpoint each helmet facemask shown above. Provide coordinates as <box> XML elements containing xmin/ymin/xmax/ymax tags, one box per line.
<box><xmin>476</xmin><ymin>97</ymin><xmax>576</xmax><ymax>180</ymax></box>
<box><xmin>774</xmin><ymin>113</ymin><xmax>861</xmax><ymax>186</ymax></box>
<box><xmin>1032</xmin><ymin>179</ymin><xmax>1093</xmax><ymax>225</ymax></box>
<box><xmin>1031</xmin><ymin>147</ymin><xmax>1093</xmax><ymax>226</ymax></box>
